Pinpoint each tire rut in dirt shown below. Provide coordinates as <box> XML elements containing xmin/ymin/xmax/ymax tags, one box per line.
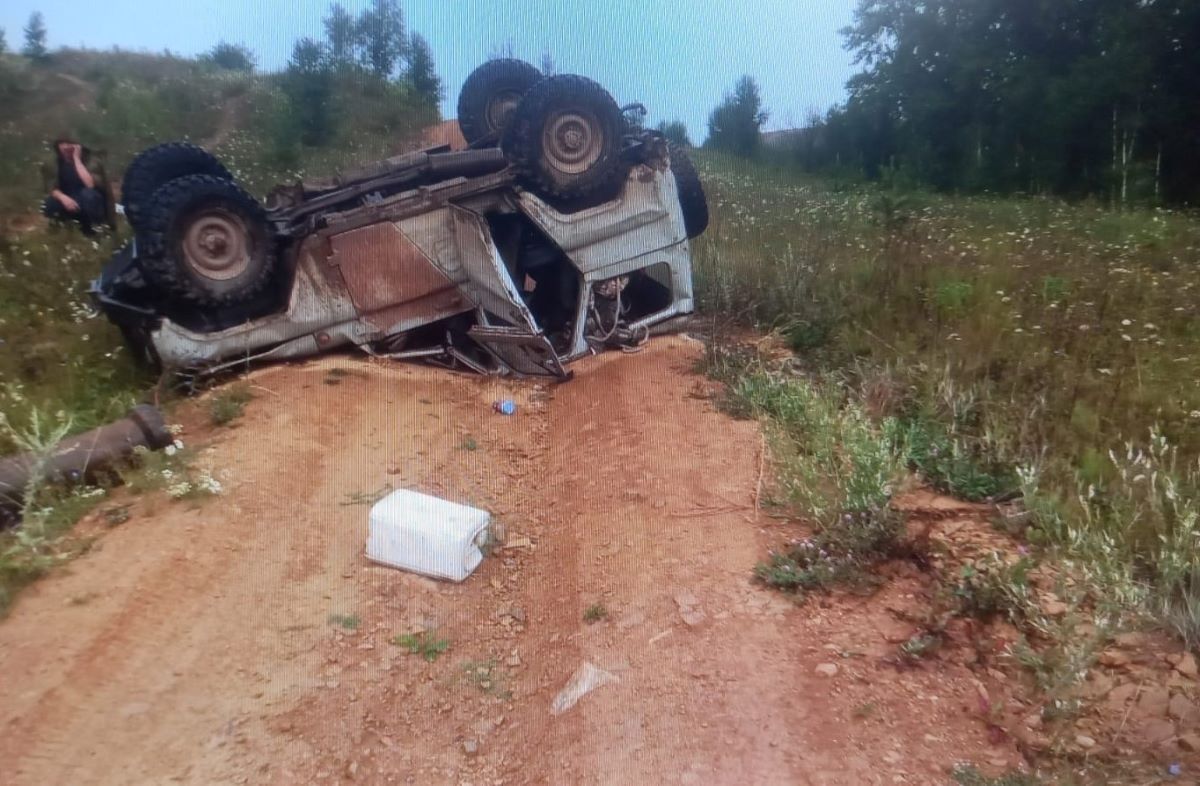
<box><xmin>456</xmin><ymin>59</ymin><xmax>543</xmax><ymax>144</ymax></box>
<box><xmin>501</xmin><ymin>74</ymin><xmax>628</xmax><ymax>205</ymax></box>
<box><xmin>668</xmin><ymin>143</ymin><xmax>709</xmax><ymax>239</ymax></box>
<box><xmin>139</xmin><ymin>174</ymin><xmax>275</xmax><ymax>308</ymax></box>
<box><xmin>120</xmin><ymin>142</ymin><xmax>232</xmax><ymax>231</ymax></box>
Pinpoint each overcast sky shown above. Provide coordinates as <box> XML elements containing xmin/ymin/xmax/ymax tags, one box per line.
<box><xmin>0</xmin><ymin>1</ymin><xmax>859</xmax><ymax>140</ymax></box>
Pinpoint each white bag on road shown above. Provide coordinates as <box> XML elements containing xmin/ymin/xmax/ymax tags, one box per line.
<box><xmin>365</xmin><ymin>489</ymin><xmax>491</xmax><ymax>582</ymax></box>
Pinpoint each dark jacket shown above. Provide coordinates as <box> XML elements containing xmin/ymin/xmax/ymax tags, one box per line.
<box><xmin>41</xmin><ymin>146</ymin><xmax>118</xmax><ymax>229</ymax></box>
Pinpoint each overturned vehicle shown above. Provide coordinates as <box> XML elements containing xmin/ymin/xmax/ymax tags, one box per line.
<box><xmin>92</xmin><ymin>61</ymin><xmax>709</xmax><ymax>380</ymax></box>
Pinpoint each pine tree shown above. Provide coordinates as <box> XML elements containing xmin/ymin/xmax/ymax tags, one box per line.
<box><xmin>323</xmin><ymin>3</ymin><xmax>360</xmax><ymax>67</ymax></box>
<box><xmin>406</xmin><ymin>33</ymin><xmax>442</xmax><ymax>107</ymax></box>
<box><xmin>0</xmin><ymin>28</ymin><xmax>8</xmax><ymax>55</ymax></box>
<box><xmin>22</xmin><ymin>12</ymin><xmax>48</xmax><ymax>61</ymax></box>
<box><xmin>283</xmin><ymin>37</ymin><xmax>336</xmax><ymax>146</ymax></box>
<box><xmin>357</xmin><ymin>0</ymin><xmax>407</xmax><ymax>79</ymax></box>
<box><xmin>706</xmin><ymin>76</ymin><xmax>768</xmax><ymax>157</ymax></box>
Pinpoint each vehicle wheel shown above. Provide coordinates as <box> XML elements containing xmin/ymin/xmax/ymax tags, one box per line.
<box><xmin>457</xmin><ymin>59</ymin><xmax>543</xmax><ymax>144</ymax></box>
<box><xmin>502</xmin><ymin>74</ymin><xmax>627</xmax><ymax>203</ymax></box>
<box><xmin>668</xmin><ymin>143</ymin><xmax>709</xmax><ymax>239</ymax></box>
<box><xmin>120</xmin><ymin>142</ymin><xmax>233</xmax><ymax>231</ymax></box>
<box><xmin>140</xmin><ymin>174</ymin><xmax>275</xmax><ymax>307</ymax></box>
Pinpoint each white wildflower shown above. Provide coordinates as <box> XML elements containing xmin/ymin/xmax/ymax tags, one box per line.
<box><xmin>167</xmin><ymin>481</ymin><xmax>192</xmax><ymax>499</ymax></box>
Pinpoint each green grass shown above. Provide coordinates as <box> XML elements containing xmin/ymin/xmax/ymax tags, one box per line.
<box><xmin>122</xmin><ymin>444</ymin><xmax>223</xmax><ymax>499</ymax></box>
<box><xmin>583</xmin><ymin>602</ymin><xmax>608</xmax><ymax>623</ymax></box>
<box><xmin>951</xmin><ymin>767</ymin><xmax>1043</xmax><ymax>786</ymax></box>
<box><xmin>392</xmin><ymin>631</ymin><xmax>450</xmax><ymax>662</ymax></box>
<box><xmin>0</xmin><ymin>484</ymin><xmax>107</xmax><ymax>616</ymax></box>
<box><xmin>207</xmin><ymin>382</ymin><xmax>253</xmax><ymax>426</ymax></box>
<box><xmin>0</xmin><ymin>231</ymin><xmax>149</xmax><ymax>456</ymax></box>
<box><xmin>705</xmin><ymin>344</ymin><xmax>906</xmax><ymax>596</ymax></box>
<box><xmin>327</xmin><ymin>613</ymin><xmax>360</xmax><ymax>631</ymax></box>
<box><xmin>694</xmin><ymin>151</ymin><xmax>1200</xmax><ymax>644</ymax></box>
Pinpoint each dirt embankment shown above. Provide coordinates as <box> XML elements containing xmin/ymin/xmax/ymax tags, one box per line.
<box><xmin>0</xmin><ymin>337</ymin><xmax>1191</xmax><ymax>785</ymax></box>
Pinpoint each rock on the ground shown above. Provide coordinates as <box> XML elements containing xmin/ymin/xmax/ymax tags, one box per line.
<box><xmin>674</xmin><ymin>590</ymin><xmax>706</xmax><ymax>627</ymax></box>
<box><xmin>1173</xmin><ymin>652</ymin><xmax>1198</xmax><ymax>679</ymax></box>
<box><xmin>1039</xmin><ymin>596</ymin><xmax>1069</xmax><ymax>617</ymax></box>
<box><xmin>1137</xmin><ymin>685</ymin><xmax>1172</xmax><ymax>717</ymax></box>
<box><xmin>814</xmin><ymin>663</ymin><xmax>839</xmax><ymax>678</ymax></box>
<box><xmin>1137</xmin><ymin>718</ymin><xmax>1177</xmax><ymax>745</ymax></box>
<box><xmin>1113</xmin><ymin>631</ymin><xmax>1148</xmax><ymax>648</ymax></box>
<box><xmin>1098</xmin><ymin>649</ymin><xmax>1131</xmax><ymax>669</ymax></box>
<box><xmin>1168</xmin><ymin>693</ymin><xmax>1198</xmax><ymax>723</ymax></box>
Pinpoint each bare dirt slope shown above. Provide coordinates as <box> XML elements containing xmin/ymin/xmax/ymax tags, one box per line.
<box><xmin>0</xmin><ymin>337</ymin><xmax>1032</xmax><ymax>785</ymax></box>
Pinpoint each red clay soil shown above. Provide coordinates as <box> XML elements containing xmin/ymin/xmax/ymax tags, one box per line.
<box><xmin>417</xmin><ymin>120</ymin><xmax>469</xmax><ymax>152</ymax></box>
<box><xmin>0</xmin><ymin>336</ymin><xmax>1194</xmax><ymax>784</ymax></box>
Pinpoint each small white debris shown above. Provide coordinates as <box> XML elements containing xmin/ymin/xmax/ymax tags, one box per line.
<box><xmin>551</xmin><ymin>662</ymin><xmax>618</xmax><ymax>715</ymax></box>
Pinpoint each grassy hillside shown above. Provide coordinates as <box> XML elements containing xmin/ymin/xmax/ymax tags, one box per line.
<box><xmin>0</xmin><ymin>48</ymin><xmax>438</xmax><ymax>218</ymax></box>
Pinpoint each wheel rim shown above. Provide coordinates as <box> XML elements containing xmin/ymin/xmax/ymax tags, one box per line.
<box><xmin>541</xmin><ymin>108</ymin><xmax>604</xmax><ymax>175</ymax></box>
<box><xmin>486</xmin><ymin>90</ymin><xmax>523</xmax><ymax>133</ymax></box>
<box><xmin>181</xmin><ymin>208</ymin><xmax>252</xmax><ymax>281</ymax></box>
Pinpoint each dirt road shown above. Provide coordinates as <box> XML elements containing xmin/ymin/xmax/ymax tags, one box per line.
<box><xmin>0</xmin><ymin>337</ymin><xmax>1026</xmax><ymax>785</ymax></box>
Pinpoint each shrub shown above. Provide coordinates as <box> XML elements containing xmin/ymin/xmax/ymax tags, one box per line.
<box><xmin>203</xmin><ymin>41</ymin><xmax>255</xmax><ymax>72</ymax></box>
<box><xmin>708</xmin><ymin>345</ymin><xmax>906</xmax><ymax>594</ymax></box>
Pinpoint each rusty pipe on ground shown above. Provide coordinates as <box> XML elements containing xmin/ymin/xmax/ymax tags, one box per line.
<box><xmin>0</xmin><ymin>405</ymin><xmax>172</xmax><ymax>524</ymax></box>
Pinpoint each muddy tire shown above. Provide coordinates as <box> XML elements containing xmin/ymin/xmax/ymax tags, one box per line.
<box><xmin>139</xmin><ymin>174</ymin><xmax>275</xmax><ymax>307</ymax></box>
<box><xmin>457</xmin><ymin>59</ymin><xmax>543</xmax><ymax>144</ymax></box>
<box><xmin>668</xmin><ymin>144</ymin><xmax>709</xmax><ymax>239</ymax></box>
<box><xmin>120</xmin><ymin>142</ymin><xmax>233</xmax><ymax>231</ymax></box>
<box><xmin>502</xmin><ymin>74</ymin><xmax>627</xmax><ymax>203</ymax></box>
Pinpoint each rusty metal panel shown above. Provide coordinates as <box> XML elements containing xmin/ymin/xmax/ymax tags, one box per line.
<box><xmin>328</xmin><ymin>222</ymin><xmax>466</xmax><ymax>323</ymax></box>
<box><xmin>359</xmin><ymin>289</ymin><xmax>469</xmax><ymax>334</ymax></box>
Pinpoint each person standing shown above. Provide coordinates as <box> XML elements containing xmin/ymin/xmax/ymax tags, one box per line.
<box><xmin>41</xmin><ymin>137</ymin><xmax>114</xmax><ymax>235</ymax></box>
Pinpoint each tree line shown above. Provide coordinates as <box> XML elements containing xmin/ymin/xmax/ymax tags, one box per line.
<box><xmin>3</xmin><ymin>3</ymin><xmax>445</xmax><ymax>155</ymax></box>
<box><xmin>277</xmin><ymin>0</ymin><xmax>442</xmax><ymax>147</ymax></box>
<box><xmin>704</xmin><ymin>0</ymin><xmax>1200</xmax><ymax>207</ymax></box>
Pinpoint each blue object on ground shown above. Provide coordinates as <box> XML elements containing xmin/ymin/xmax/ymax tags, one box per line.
<box><xmin>495</xmin><ymin>399</ymin><xmax>516</xmax><ymax>415</ymax></box>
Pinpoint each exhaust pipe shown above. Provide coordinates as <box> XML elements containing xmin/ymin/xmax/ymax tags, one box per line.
<box><xmin>0</xmin><ymin>405</ymin><xmax>173</xmax><ymax>524</ymax></box>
